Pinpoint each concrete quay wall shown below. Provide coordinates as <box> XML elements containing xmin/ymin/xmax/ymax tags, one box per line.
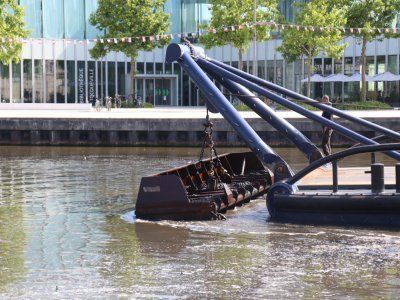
<box><xmin>0</xmin><ymin>108</ymin><xmax>398</xmax><ymax>147</ymax></box>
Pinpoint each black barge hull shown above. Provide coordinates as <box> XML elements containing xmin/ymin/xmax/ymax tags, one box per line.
<box><xmin>135</xmin><ymin>151</ymin><xmax>273</xmax><ymax>220</ymax></box>
<box><xmin>267</xmin><ymin>192</ymin><xmax>400</xmax><ymax>227</ymax></box>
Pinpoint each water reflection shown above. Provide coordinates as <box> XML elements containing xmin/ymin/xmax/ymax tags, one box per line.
<box><xmin>0</xmin><ymin>146</ymin><xmax>399</xmax><ymax>298</ymax></box>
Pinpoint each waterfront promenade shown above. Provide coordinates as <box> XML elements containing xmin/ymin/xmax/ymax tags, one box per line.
<box><xmin>0</xmin><ymin>104</ymin><xmax>399</xmax><ymax>146</ymax></box>
<box><xmin>0</xmin><ymin>105</ymin><xmax>399</xmax><ymax>119</ymax></box>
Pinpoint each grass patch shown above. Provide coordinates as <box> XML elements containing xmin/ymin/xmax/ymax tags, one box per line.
<box><xmin>233</xmin><ymin>99</ymin><xmax>392</xmax><ymax>111</ymax></box>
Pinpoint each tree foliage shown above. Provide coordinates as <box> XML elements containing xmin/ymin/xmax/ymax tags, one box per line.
<box><xmin>0</xmin><ymin>0</ymin><xmax>29</xmax><ymax>64</ymax></box>
<box><xmin>277</xmin><ymin>0</ymin><xmax>346</xmax><ymax>97</ymax></box>
<box><xmin>198</xmin><ymin>0</ymin><xmax>279</xmax><ymax>70</ymax></box>
<box><xmin>338</xmin><ymin>0</ymin><xmax>400</xmax><ymax>101</ymax></box>
<box><xmin>89</xmin><ymin>0</ymin><xmax>170</xmax><ymax>95</ymax></box>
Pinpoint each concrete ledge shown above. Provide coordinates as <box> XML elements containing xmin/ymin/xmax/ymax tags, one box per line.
<box><xmin>0</xmin><ymin>103</ymin><xmax>92</xmax><ymax>111</ymax></box>
<box><xmin>0</xmin><ymin>108</ymin><xmax>398</xmax><ymax>146</ymax></box>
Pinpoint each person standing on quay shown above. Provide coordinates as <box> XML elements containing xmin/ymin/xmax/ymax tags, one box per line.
<box><xmin>321</xmin><ymin>95</ymin><xmax>333</xmax><ymax>156</ymax></box>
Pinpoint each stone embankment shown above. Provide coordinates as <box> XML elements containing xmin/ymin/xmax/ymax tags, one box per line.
<box><xmin>0</xmin><ymin>104</ymin><xmax>398</xmax><ymax>147</ymax></box>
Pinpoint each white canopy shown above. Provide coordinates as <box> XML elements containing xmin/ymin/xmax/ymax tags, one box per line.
<box><xmin>301</xmin><ymin>74</ymin><xmax>326</xmax><ymax>83</ymax></box>
<box><xmin>372</xmin><ymin>71</ymin><xmax>400</xmax><ymax>82</ymax></box>
<box><xmin>324</xmin><ymin>74</ymin><xmax>351</xmax><ymax>82</ymax></box>
<box><xmin>346</xmin><ymin>73</ymin><xmax>374</xmax><ymax>82</ymax></box>
<box><xmin>300</xmin><ymin>72</ymin><xmax>400</xmax><ymax>83</ymax></box>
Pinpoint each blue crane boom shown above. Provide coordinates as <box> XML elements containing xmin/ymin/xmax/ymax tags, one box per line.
<box><xmin>166</xmin><ymin>42</ymin><xmax>400</xmax><ymax>162</ymax></box>
<box><xmin>165</xmin><ymin>43</ymin><xmax>293</xmax><ymax>181</ymax></box>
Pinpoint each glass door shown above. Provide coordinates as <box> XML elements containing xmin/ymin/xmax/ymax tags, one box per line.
<box><xmin>145</xmin><ymin>79</ymin><xmax>154</xmax><ymax>105</ymax></box>
<box><xmin>154</xmin><ymin>78</ymin><xmax>171</xmax><ymax>106</ymax></box>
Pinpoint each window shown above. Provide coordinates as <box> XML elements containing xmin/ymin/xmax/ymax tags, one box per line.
<box><xmin>294</xmin><ymin>60</ymin><xmax>302</xmax><ymax>93</ymax></box>
<box><xmin>156</xmin><ymin>63</ymin><xmax>163</xmax><ymax>74</ymax></box>
<box><xmin>67</xmin><ymin>61</ymin><xmax>75</xmax><ymax>103</ymax></box>
<box><xmin>182</xmin><ymin>74</ymin><xmax>189</xmax><ymax>106</ymax></box>
<box><xmin>165</xmin><ymin>0</ymin><xmax>181</xmax><ymax>42</ymax></box>
<box><xmin>64</xmin><ymin>0</ymin><xmax>85</xmax><ymax>39</ymax></box>
<box><xmin>136</xmin><ymin>78</ymin><xmax>144</xmax><ymax>101</ymax></box>
<box><xmin>165</xmin><ymin>63</ymin><xmax>172</xmax><ymax>74</ymax></box>
<box><xmin>366</xmin><ymin>56</ymin><xmax>375</xmax><ymax>92</ymax></box>
<box><xmin>56</xmin><ymin>61</ymin><xmax>65</xmax><ymax>103</ymax></box>
<box><xmin>107</xmin><ymin>62</ymin><xmax>115</xmax><ymax>97</ymax></box>
<box><xmin>314</xmin><ymin>58</ymin><xmax>322</xmax><ymax>74</ymax></box>
<box><xmin>276</xmin><ymin>60</ymin><xmax>283</xmax><ymax>86</ymax></box>
<box><xmin>23</xmin><ymin>60</ymin><xmax>33</xmax><ymax>103</ymax></box>
<box><xmin>285</xmin><ymin>62</ymin><xmax>293</xmax><ymax>90</ymax></box>
<box><xmin>20</xmin><ymin>0</ymin><xmax>42</xmax><ymax>38</ymax></box>
<box><xmin>136</xmin><ymin>62</ymin><xmax>144</xmax><ymax>74</ymax></box>
<box><xmin>34</xmin><ymin>60</ymin><xmax>43</xmax><ymax>103</ymax></box>
<box><xmin>182</xmin><ymin>0</ymin><xmax>210</xmax><ymax>33</ymax></box>
<box><xmin>42</xmin><ymin>0</ymin><xmax>63</xmax><ymax>38</ymax></box>
<box><xmin>85</xmin><ymin>0</ymin><xmax>103</xmax><ymax>38</ymax></box>
<box><xmin>334</xmin><ymin>58</ymin><xmax>342</xmax><ymax>74</ymax></box>
<box><xmin>243</xmin><ymin>61</ymin><xmax>248</xmax><ymax>73</ymax></box>
<box><xmin>267</xmin><ymin>60</ymin><xmax>274</xmax><ymax>83</ymax></box>
<box><xmin>1</xmin><ymin>63</ymin><xmax>10</xmax><ymax>102</ymax></box>
<box><xmin>97</xmin><ymin>61</ymin><xmax>106</xmax><ymax>99</ymax></box>
<box><xmin>344</xmin><ymin>57</ymin><xmax>353</xmax><ymax>75</ymax></box>
<box><xmin>354</xmin><ymin>56</ymin><xmax>361</xmax><ymax>74</ymax></box>
<box><xmin>145</xmin><ymin>79</ymin><xmax>154</xmax><ymax>105</ymax></box>
<box><xmin>366</xmin><ymin>56</ymin><xmax>375</xmax><ymax>75</ymax></box>
<box><xmin>388</xmin><ymin>55</ymin><xmax>397</xmax><ymax>74</ymax></box>
<box><xmin>376</xmin><ymin>56</ymin><xmax>385</xmax><ymax>74</ymax></box>
<box><xmin>324</xmin><ymin>58</ymin><xmax>332</xmax><ymax>75</ymax></box>
<box><xmin>45</xmin><ymin>60</ymin><xmax>54</xmax><ymax>103</ymax></box>
<box><xmin>117</xmin><ymin>62</ymin><xmax>125</xmax><ymax>96</ymax></box>
<box><xmin>12</xmin><ymin>63</ymin><xmax>22</xmax><ymax>103</ymax></box>
<box><xmin>248</xmin><ymin>61</ymin><xmax>253</xmax><ymax>75</ymax></box>
<box><xmin>146</xmin><ymin>62</ymin><xmax>154</xmax><ymax>74</ymax></box>
<box><xmin>258</xmin><ymin>61</ymin><xmax>265</xmax><ymax>79</ymax></box>
<box><xmin>173</xmin><ymin>63</ymin><xmax>182</xmax><ymax>105</ymax></box>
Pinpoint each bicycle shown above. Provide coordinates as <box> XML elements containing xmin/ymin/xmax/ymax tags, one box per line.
<box><xmin>128</xmin><ymin>94</ymin><xmax>143</xmax><ymax>108</ymax></box>
<box><xmin>114</xmin><ymin>94</ymin><xmax>122</xmax><ymax>109</ymax></box>
<box><xmin>94</xmin><ymin>97</ymin><xmax>103</xmax><ymax>112</ymax></box>
<box><xmin>105</xmin><ymin>96</ymin><xmax>112</xmax><ymax>111</ymax></box>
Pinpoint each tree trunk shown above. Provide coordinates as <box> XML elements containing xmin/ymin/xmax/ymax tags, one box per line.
<box><xmin>238</xmin><ymin>49</ymin><xmax>243</xmax><ymax>71</ymax></box>
<box><xmin>306</xmin><ymin>56</ymin><xmax>312</xmax><ymax>97</ymax></box>
<box><xmin>361</xmin><ymin>38</ymin><xmax>367</xmax><ymax>101</ymax></box>
<box><xmin>130</xmin><ymin>58</ymin><xmax>136</xmax><ymax>99</ymax></box>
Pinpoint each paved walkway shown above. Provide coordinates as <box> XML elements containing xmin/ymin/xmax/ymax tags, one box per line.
<box><xmin>299</xmin><ymin>166</ymin><xmax>396</xmax><ymax>187</ymax></box>
<box><xmin>0</xmin><ymin>105</ymin><xmax>399</xmax><ymax>120</ymax></box>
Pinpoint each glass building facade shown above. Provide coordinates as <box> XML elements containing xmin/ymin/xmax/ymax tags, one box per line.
<box><xmin>1</xmin><ymin>0</ymin><xmax>399</xmax><ymax>106</ymax></box>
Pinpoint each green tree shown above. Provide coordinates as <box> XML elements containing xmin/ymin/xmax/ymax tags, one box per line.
<box><xmin>0</xmin><ymin>0</ymin><xmax>29</xmax><ymax>64</ymax></box>
<box><xmin>339</xmin><ymin>0</ymin><xmax>400</xmax><ymax>101</ymax></box>
<box><xmin>89</xmin><ymin>0</ymin><xmax>170</xmax><ymax>99</ymax></box>
<box><xmin>276</xmin><ymin>0</ymin><xmax>346</xmax><ymax>97</ymax></box>
<box><xmin>198</xmin><ymin>0</ymin><xmax>279</xmax><ymax>71</ymax></box>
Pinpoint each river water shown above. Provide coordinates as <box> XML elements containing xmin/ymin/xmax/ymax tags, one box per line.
<box><xmin>0</xmin><ymin>146</ymin><xmax>399</xmax><ymax>299</ymax></box>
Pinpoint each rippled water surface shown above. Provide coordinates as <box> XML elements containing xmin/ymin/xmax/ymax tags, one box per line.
<box><xmin>0</xmin><ymin>146</ymin><xmax>399</xmax><ymax>299</ymax></box>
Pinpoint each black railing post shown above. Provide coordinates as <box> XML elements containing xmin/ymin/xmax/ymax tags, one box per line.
<box><xmin>396</xmin><ymin>163</ymin><xmax>400</xmax><ymax>193</ymax></box>
<box><xmin>371</xmin><ymin>163</ymin><xmax>385</xmax><ymax>194</ymax></box>
<box><xmin>332</xmin><ymin>160</ymin><xmax>338</xmax><ymax>193</ymax></box>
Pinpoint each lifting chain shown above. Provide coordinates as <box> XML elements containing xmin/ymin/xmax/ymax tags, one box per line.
<box><xmin>197</xmin><ymin>109</ymin><xmax>224</xmax><ymax>183</ymax></box>
<box><xmin>182</xmin><ymin>38</ymin><xmax>195</xmax><ymax>57</ymax></box>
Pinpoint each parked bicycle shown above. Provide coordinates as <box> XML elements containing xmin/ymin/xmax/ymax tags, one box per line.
<box><xmin>114</xmin><ymin>94</ymin><xmax>122</xmax><ymax>109</ymax></box>
<box><xmin>105</xmin><ymin>96</ymin><xmax>112</xmax><ymax>111</ymax></box>
<box><xmin>133</xmin><ymin>95</ymin><xmax>143</xmax><ymax>108</ymax></box>
<box><xmin>94</xmin><ymin>97</ymin><xmax>103</xmax><ymax>112</ymax></box>
<box><xmin>127</xmin><ymin>94</ymin><xmax>143</xmax><ymax>108</ymax></box>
